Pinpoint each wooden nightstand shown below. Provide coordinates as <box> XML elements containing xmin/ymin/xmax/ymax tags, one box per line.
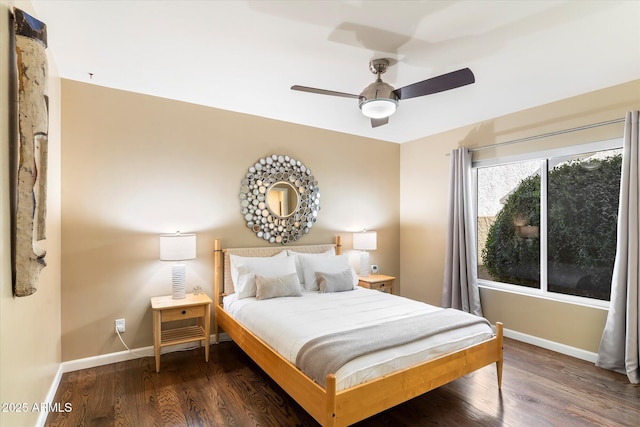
<box><xmin>150</xmin><ymin>293</ymin><xmax>212</xmax><ymax>372</ymax></box>
<box><xmin>358</xmin><ymin>275</ymin><xmax>395</xmax><ymax>294</ymax></box>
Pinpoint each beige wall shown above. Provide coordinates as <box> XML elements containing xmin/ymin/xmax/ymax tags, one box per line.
<box><xmin>61</xmin><ymin>80</ymin><xmax>400</xmax><ymax>361</ymax></box>
<box><xmin>0</xmin><ymin>1</ymin><xmax>62</xmax><ymax>426</ymax></box>
<box><xmin>400</xmin><ymin>79</ymin><xmax>639</xmax><ymax>353</ymax></box>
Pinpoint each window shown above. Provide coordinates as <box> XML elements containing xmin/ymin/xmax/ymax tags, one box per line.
<box><xmin>477</xmin><ymin>160</ymin><xmax>541</xmax><ymax>288</ymax></box>
<box><xmin>475</xmin><ymin>140</ymin><xmax>622</xmax><ymax>305</ymax></box>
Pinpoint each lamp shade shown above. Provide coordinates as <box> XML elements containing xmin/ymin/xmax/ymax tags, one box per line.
<box><xmin>353</xmin><ymin>231</ymin><xmax>377</xmax><ymax>251</ymax></box>
<box><xmin>160</xmin><ymin>233</ymin><xmax>196</xmax><ymax>261</ymax></box>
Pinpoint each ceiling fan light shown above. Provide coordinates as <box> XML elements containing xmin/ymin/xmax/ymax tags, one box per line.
<box><xmin>360</xmin><ymin>98</ymin><xmax>398</xmax><ymax>119</ymax></box>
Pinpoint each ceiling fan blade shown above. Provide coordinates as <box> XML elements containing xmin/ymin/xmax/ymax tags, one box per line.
<box><xmin>371</xmin><ymin>117</ymin><xmax>388</xmax><ymax>128</ymax></box>
<box><xmin>393</xmin><ymin>68</ymin><xmax>475</xmax><ymax>100</ymax></box>
<box><xmin>291</xmin><ymin>85</ymin><xmax>359</xmax><ymax>99</ymax></box>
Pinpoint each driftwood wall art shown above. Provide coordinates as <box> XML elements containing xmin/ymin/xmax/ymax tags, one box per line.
<box><xmin>12</xmin><ymin>8</ymin><xmax>48</xmax><ymax>296</ymax></box>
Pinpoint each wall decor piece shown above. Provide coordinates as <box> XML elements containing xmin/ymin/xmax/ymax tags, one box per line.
<box><xmin>12</xmin><ymin>8</ymin><xmax>48</xmax><ymax>296</ymax></box>
<box><xmin>240</xmin><ymin>154</ymin><xmax>320</xmax><ymax>244</ymax></box>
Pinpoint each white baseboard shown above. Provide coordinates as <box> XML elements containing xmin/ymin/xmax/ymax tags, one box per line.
<box><xmin>61</xmin><ymin>332</ymin><xmax>231</xmax><ymax>373</ymax></box>
<box><xmin>62</xmin><ymin>345</ymin><xmax>155</xmax><ymax>373</ymax></box>
<box><xmin>503</xmin><ymin>328</ymin><xmax>598</xmax><ymax>363</ymax></box>
<box><xmin>35</xmin><ymin>364</ymin><xmax>64</xmax><ymax>427</ymax></box>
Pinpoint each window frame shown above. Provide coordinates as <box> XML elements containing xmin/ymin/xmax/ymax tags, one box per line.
<box><xmin>473</xmin><ymin>138</ymin><xmax>622</xmax><ymax>310</ymax></box>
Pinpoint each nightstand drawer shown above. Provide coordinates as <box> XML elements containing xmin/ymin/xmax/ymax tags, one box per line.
<box><xmin>369</xmin><ymin>280</ymin><xmax>393</xmax><ymax>293</ymax></box>
<box><xmin>358</xmin><ymin>275</ymin><xmax>395</xmax><ymax>294</ymax></box>
<box><xmin>162</xmin><ymin>305</ymin><xmax>205</xmax><ymax>321</ymax></box>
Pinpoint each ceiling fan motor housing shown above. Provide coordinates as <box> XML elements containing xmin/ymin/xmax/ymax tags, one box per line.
<box><xmin>359</xmin><ymin>80</ymin><xmax>399</xmax><ymax>119</ymax></box>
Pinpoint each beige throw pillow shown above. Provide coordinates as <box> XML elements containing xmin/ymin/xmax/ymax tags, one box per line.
<box><xmin>255</xmin><ymin>272</ymin><xmax>303</xmax><ymax>300</ymax></box>
<box><xmin>317</xmin><ymin>269</ymin><xmax>356</xmax><ymax>293</ymax></box>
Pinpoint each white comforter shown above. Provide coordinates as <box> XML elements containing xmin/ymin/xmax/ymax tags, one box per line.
<box><xmin>223</xmin><ymin>287</ymin><xmax>493</xmax><ymax>390</ymax></box>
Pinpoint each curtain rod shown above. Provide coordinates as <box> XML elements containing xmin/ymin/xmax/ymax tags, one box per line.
<box><xmin>459</xmin><ymin>117</ymin><xmax>625</xmax><ymax>153</ymax></box>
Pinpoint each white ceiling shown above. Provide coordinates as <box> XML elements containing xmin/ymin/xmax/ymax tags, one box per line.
<box><xmin>30</xmin><ymin>0</ymin><xmax>640</xmax><ymax>144</ymax></box>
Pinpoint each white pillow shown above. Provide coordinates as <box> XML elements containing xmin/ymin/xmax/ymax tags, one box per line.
<box><xmin>286</xmin><ymin>248</ymin><xmax>335</xmax><ymax>284</ymax></box>
<box><xmin>235</xmin><ymin>255</ymin><xmax>297</xmax><ymax>299</ymax></box>
<box><xmin>235</xmin><ymin>254</ymin><xmax>296</xmax><ymax>298</ymax></box>
<box><xmin>255</xmin><ymin>273</ymin><xmax>302</xmax><ymax>300</ymax></box>
<box><xmin>299</xmin><ymin>254</ymin><xmax>357</xmax><ymax>291</ymax></box>
<box><xmin>235</xmin><ymin>271</ymin><xmax>254</xmax><ymax>299</ymax></box>
<box><xmin>230</xmin><ymin>251</ymin><xmax>286</xmax><ymax>290</ymax></box>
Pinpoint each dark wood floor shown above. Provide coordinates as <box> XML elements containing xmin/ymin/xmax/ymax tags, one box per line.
<box><xmin>46</xmin><ymin>338</ymin><xmax>639</xmax><ymax>426</ymax></box>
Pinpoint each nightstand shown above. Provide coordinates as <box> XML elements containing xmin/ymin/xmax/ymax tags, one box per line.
<box><xmin>358</xmin><ymin>275</ymin><xmax>395</xmax><ymax>294</ymax></box>
<box><xmin>150</xmin><ymin>293</ymin><xmax>212</xmax><ymax>372</ymax></box>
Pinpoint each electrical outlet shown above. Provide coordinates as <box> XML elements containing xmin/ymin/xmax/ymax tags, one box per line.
<box><xmin>115</xmin><ymin>318</ymin><xmax>125</xmax><ymax>333</ymax></box>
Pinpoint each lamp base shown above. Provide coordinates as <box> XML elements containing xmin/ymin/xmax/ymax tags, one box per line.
<box><xmin>359</xmin><ymin>251</ymin><xmax>370</xmax><ymax>277</ymax></box>
<box><xmin>171</xmin><ymin>264</ymin><xmax>186</xmax><ymax>299</ymax></box>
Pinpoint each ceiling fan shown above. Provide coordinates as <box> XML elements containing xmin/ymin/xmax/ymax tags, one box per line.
<box><xmin>291</xmin><ymin>59</ymin><xmax>475</xmax><ymax>128</ymax></box>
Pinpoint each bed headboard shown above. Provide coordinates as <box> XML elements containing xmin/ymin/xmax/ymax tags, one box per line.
<box><xmin>213</xmin><ymin>237</ymin><xmax>342</xmax><ymax>302</ymax></box>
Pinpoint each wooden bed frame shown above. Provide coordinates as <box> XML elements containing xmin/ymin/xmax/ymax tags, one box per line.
<box><xmin>213</xmin><ymin>237</ymin><xmax>503</xmax><ymax>427</ymax></box>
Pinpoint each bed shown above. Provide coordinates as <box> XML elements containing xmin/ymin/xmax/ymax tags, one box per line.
<box><xmin>213</xmin><ymin>237</ymin><xmax>503</xmax><ymax>427</ymax></box>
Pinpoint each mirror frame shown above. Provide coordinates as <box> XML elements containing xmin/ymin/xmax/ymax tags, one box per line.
<box><xmin>239</xmin><ymin>154</ymin><xmax>320</xmax><ymax>244</ymax></box>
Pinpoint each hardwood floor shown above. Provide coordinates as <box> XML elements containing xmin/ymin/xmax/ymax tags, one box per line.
<box><xmin>46</xmin><ymin>338</ymin><xmax>639</xmax><ymax>426</ymax></box>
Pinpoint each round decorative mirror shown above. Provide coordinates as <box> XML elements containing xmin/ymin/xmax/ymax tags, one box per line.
<box><xmin>239</xmin><ymin>154</ymin><xmax>320</xmax><ymax>244</ymax></box>
<box><xmin>267</xmin><ymin>181</ymin><xmax>299</xmax><ymax>218</ymax></box>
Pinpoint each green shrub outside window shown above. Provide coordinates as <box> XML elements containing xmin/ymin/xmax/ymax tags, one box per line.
<box><xmin>478</xmin><ymin>150</ymin><xmax>621</xmax><ymax>302</ymax></box>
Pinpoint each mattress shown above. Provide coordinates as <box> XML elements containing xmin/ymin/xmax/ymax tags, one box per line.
<box><xmin>223</xmin><ymin>287</ymin><xmax>494</xmax><ymax>391</ymax></box>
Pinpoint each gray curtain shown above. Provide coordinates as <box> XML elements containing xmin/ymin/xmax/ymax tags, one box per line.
<box><xmin>442</xmin><ymin>147</ymin><xmax>483</xmax><ymax>316</ymax></box>
<box><xmin>596</xmin><ymin>111</ymin><xmax>639</xmax><ymax>384</ymax></box>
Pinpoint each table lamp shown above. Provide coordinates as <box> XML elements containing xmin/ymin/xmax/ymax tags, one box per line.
<box><xmin>160</xmin><ymin>232</ymin><xmax>196</xmax><ymax>299</ymax></box>
<box><xmin>353</xmin><ymin>230</ymin><xmax>377</xmax><ymax>277</ymax></box>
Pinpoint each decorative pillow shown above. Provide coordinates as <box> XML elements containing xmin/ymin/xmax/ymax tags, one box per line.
<box><xmin>230</xmin><ymin>251</ymin><xmax>287</xmax><ymax>291</ymax></box>
<box><xmin>255</xmin><ymin>273</ymin><xmax>302</xmax><ymax>300</ymax></box>
<box><xmin>286</xmin><ymin>248</ymin><xmax>336</xmax><ymax>284</ymax></box>
<box><xmin>317</xmin><ymin>269</ymin><xmax>355</xmax><ymax>293</ymax></box>
<box><xmin>234</xmin><ymin>255</ymin><xmax>296</xmax><ymax>299</ymax></box>
<box><xmin>299</xmin><ymin>254</ymin><xmax>357</xmax><ymax>291</ymax></box>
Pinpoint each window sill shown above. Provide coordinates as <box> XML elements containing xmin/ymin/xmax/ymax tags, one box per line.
<box><xmin>478</xmin><ymin>280</ymin><xmax>610</xmax><ymax>310</ymax></box>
